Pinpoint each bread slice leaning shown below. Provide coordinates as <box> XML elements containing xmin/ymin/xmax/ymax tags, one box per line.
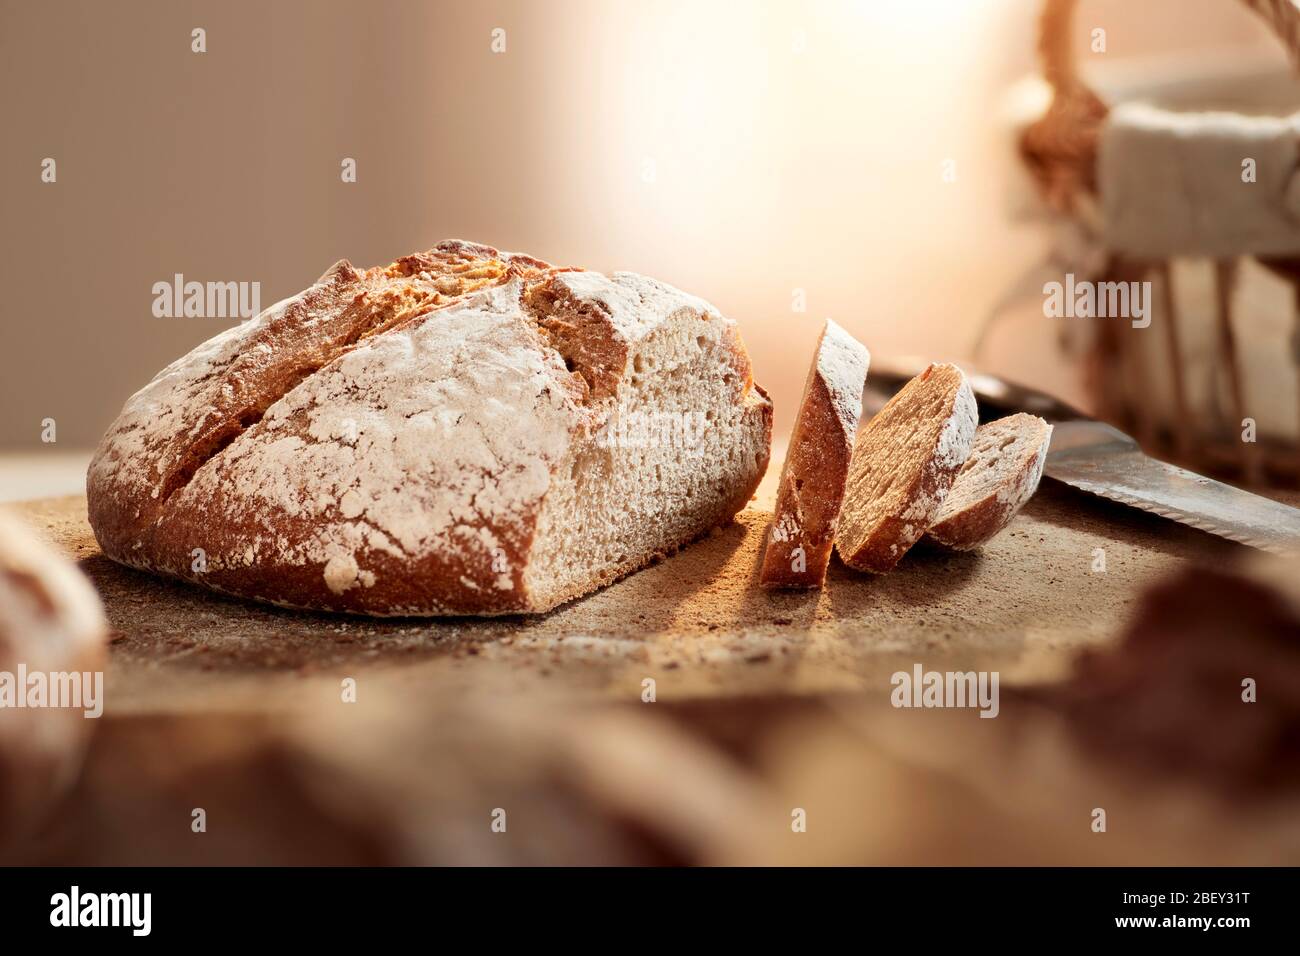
<box><xmin>760</xmin><ymin>320</ymin><xmax>870</xmax><ymax>588</ymax></box>
<box><xmin>926</xmin><ymin>413</ymin><xmax>1052</xmax><ymax>550</ymax></box>
<box><xmin>834</xmin><ymin>363</ymin><xmax>977</xmax><ymax>573</ymax></box>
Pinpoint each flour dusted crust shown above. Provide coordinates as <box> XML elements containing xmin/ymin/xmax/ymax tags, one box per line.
<box><xmin>87</xmin><ymin>241</ymin><xmax>772</xmax><ymax>616</ymax></box>
<box><xmin>760</xmin><ymin>320</ymin><xmax>869</xmax><ymax>588</ymax></box>
<box><xmin>926</xmin><ymin>414</ymin><xmax>1052</xmax><ymax>550</ymax></box>
<box><xmin>0</xmin><ymin>511</ymin><xmax>108</xmax><ymax>844</ymax></box>
<box><xmin>834</xmin><ymin>363</ymin><xmax>977</xmax><ymax>574</ymax></box>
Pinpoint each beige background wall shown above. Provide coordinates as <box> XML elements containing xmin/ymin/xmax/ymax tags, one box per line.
<box><xmin>0</xmin><ymin>0</ymin><xmax>1285</xmax><ymax>451</ymax></box>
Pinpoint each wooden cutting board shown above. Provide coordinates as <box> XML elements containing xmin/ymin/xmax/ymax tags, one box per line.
<box><xmin>8</xmin><ymin>480</ymin><xmax>1256</xmax><ymax>716</ymax></box>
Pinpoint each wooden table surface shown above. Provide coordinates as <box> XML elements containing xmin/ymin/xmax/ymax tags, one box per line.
<box><xmin>6</xmin><ymin>481</ymin><xmax>1297</xmax><ymax>865</ymax></box>
<box><xmin>10</xmin><ymin>477</ymin><xmax>1262</xmax><ymax>711</ymax></box>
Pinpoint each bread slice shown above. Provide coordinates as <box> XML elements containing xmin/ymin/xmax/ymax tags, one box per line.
<box><xmin>834</xmin><ymin>363</ymin><xmax>976</xmax><ymax>573</ymax></box>
<box><xmin>926</xmin><ymin>413</ymin><xmax>1052</xmax><ymax>550</ymax></box>
<box><xmin>760</xmin><ymin>320</ymin><xmax>870</xmax><ymax>588</ymax></box>
<box><xmin>87</xmin><ymin>241</ymin><xmax>772</xmax><ymax>616</ymax></box>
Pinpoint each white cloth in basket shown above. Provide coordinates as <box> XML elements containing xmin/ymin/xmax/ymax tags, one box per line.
<box><xmin>1099</xmin><ymin>101</ymin><xmax>1300</xmax><ymax>258</ymax></box>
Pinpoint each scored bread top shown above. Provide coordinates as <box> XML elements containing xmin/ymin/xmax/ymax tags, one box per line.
<box><xmin>87</xmin><ymin>241</ymin><xmax>766</xmax><ymax>615</ymax></box>
<box><xmin>760</xmin><ymin>319</ymin><xmax>869</xmax><ymax>588</ymax></box>
<box><xmin>927</xmin><ymin>413</ymin><xmax>1052</xmax><ymax>550</ymax></box>
<box><xmin>87</xmin><ymin>240</ymin><xmax>553</xmax><ymax>550</ymax></box>
<box><xmin>834</xmin><ymin>362</ymin><xmax>977</xmax><ymax>574</ymax></box>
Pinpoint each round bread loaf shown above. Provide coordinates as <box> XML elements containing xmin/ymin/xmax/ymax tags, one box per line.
<box><xmin>87</xmin><ymin>241</ymin><xmax>772</xmax><ymax>616</ymax></box>
<box><xmin>0</xmin><ymin>510</ymin><xmax>108</xmax><ymax>850</ymax></box>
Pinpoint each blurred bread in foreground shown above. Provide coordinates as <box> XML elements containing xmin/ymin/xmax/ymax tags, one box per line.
<box><xmin>0</xmin><ymin>510</ymin><xmax>107</xmax><ymax>853</ymax></box>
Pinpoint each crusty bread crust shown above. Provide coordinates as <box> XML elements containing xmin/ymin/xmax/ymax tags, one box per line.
<box><xmin>834</xmin><ymin>363</ymin><xmax>977</xmax><ymax>574</ymax></box>
<box><xmin>760</xmin><ymin>320</ymin><xmax>869</xmax><ymax>588</ymax></box>
<box><xmin>87</xmin><ymin>241</ymin><xmax>552</xmax><ymax>558</ymax></box>
<box><xmin>926</xmin><ymin>413</ymin><xmax>1052</xmax><ymax>550</ymax></box>
<box><xmin>87</xmin><ymin>242</ymin><xmax>771</xmax><ymax>616</ymax></box>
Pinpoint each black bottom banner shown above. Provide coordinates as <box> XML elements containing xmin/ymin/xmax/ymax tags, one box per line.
<box><xmin>0</xmin><ymin>866</ymin><xmax>1286</xmax><ymax>942</ymax></box>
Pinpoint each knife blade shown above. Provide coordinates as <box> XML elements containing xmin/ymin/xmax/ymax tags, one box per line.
<box><xmin>862</xmin><ymin>356</ymin><xmax>1300</xmax><ymax>556</ymax></box>
<box><xmin>1045</xmin><ymin>421</ymin><xmax>1300</xmax><ymax>556</ymax></box>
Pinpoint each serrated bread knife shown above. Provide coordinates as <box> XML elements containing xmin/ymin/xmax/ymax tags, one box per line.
<box><xmin>863</xmin><ymin>358</ymin><xmax>1300</xmax><ymax>557</ymax></box>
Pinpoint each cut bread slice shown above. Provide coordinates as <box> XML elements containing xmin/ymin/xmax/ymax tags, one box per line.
<box><xmin>520</xmin><ymin>283</ymin><xmax>773</xmax><ymax>612</ymax></box>
<box><xmin>834</xmin><ymin>363</ymin><xmax>977</xmax><ymax>573</ymax></box>
<box><xmin>760</xmin><ymin>320</ymin><xmax>870</xmax><ymax>588</ymax></box>
<box><xmin>926</xmin><ymin>413</ymin><xmax>1052</xmax><ymax>550</ymax></box>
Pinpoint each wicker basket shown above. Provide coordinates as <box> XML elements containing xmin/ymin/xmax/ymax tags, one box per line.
<box><xmin>1017</xmin><ymin>0</ymin><xmax>1300</xmax><ymax>485</ymax></box>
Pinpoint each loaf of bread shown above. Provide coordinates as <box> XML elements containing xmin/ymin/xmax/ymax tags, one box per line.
<box><xmin>760</xmin><ymin>320</ymin><xmax>870</xmax><ymax>588</ymax></box>
<box><xmin>87</xmin><ymin>241</ymin><xmax>772</xmax><ymax>616</ymax></box>
<box><xmin>926</xmin><ymin>413</ymin><xmax>1051</xmax><ymax>550</ymax></box>
<box><xmin>0</xmin><ymin>511</ymin><xmax>107</xmax><ymax>848</ymax></box>
<box><xmin>834</xmin><ymin>363</ymin><xmax>976</xmax><ymax>573</ymax></box>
